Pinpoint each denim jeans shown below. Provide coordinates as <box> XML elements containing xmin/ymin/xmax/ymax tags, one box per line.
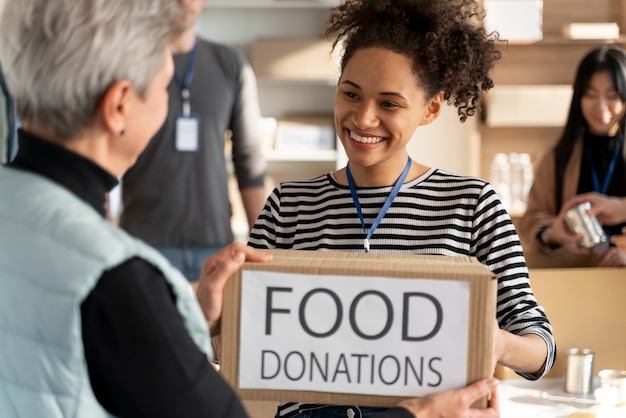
<box><xmin>293</xmin><ymin>406</ymin><xmax>388</xmax><ymax>418</ymax></box>
<box><xmin>154</xmin><ymin>245</ymin><xmax>224</xmax><ymax>282</ymax></box>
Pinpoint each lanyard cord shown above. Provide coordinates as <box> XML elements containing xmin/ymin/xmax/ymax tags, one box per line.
<box><xmin>173</xmin><ymin>39</ymin><xmax>197</xmax><ymax>117</ymax></box>
<box><xmin>584</xmin><ymin>137</ymin><xmax>623</xmax><ymax>195</ymax></box>
<box><xmin>346</xmin><ymin>157</ymin><xmax>412</xmax><ymax>253</ymax></box>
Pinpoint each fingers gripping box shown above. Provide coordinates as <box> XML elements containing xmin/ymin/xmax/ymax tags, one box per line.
<box><xmin>220</xmin><ymin>249</ymin><xmax>496</xmax><ymax>408</ymax></box>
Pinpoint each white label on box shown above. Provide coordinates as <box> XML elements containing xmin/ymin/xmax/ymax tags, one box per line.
<box><xmin>239</xmin><ymin>270</ymin><xmax>470</xmax><ymax>397</ymax></box>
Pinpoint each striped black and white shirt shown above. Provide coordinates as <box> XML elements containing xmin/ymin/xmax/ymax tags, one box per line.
<box><xmin>248</xmin><ymin>168</ymin><xmax>556</xmax><ymax>417</ymax></box>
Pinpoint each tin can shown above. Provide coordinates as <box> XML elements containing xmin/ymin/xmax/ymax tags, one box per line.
<box><xmin>564</xmin><ymin>202</ymin><xmax>607</xmax><ymax>248</ymax></box>
<box><xmin>598</xmin><ymin>369</ymin><xmax>626</xmax><ymax>402</ymax></box>
<box><xmin>564</xmin><ymin>348</ymin><xmax>595</xmax><ymax>395</ymax></box>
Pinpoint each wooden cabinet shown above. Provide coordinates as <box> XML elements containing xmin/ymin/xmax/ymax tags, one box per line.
<box><xmin>480</xmin><ymin>0</ymin><xmax>626</xmax><ymax>182</ymax></box>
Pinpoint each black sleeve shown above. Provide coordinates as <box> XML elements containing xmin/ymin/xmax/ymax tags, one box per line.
<box><xmin>374</xmin><ymin>408</ymin><xmax>414</xmax><ymax>418</ymax></box>
<box><xmin>81</xmin><ymin>257</ymin><xmax>248</xmax><ymax>418</ymax></box>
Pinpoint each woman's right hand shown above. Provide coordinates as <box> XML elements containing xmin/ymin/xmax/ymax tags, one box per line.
<box><xmin>596</xmin><ymin>246</ymin><xmax>626</xmax><ymax>267</ymax></box>
<box><xmin>397</xmin><ymin>378</ymin><xmax>500</xmax><ymax>418</ymax></box>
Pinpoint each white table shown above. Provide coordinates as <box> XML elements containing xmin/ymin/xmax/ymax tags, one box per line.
<box><xmin>500</xmin><ymin>377</ymin><xmax>625</xmax><ymax>418</ymax></box>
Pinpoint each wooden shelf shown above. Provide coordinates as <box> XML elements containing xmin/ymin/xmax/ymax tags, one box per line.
<box><xmin>492</xmin><ymin>41</ymin><xmax>622</xmax><ymax>86</ymax></box>
<box><xmin>205</xmin><ymin>0</ymin><xmax>338</xmax><ymax>9</ymax></box>
<box><xmin>257</xmin><ymin>76</ymin><xmax>337</xmax><ymax>86</ymax></box>
<box><xmin>504</xmin><ymin>35</ymin><xmax>626</xmax><ymax>46</ymax></box>
<box><xmin>267</xmin><ymin>149</ymin><xmax>337</xmax><ymax>162</ymax></box>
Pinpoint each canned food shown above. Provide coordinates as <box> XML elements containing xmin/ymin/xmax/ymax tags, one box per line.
<box><xmin>598</xmin><ymin>369</ymin><xmax>626</xmax><ymax>402</ymax></box>
<box><xmin>564</xmin><ymin>202</ymin><xmax>607</xmax><ymax>248</ymax></box>
<box><xmin>564</xmin><ymin>348</ymin><xmax>595</xmax><ymax>395</ymax></box>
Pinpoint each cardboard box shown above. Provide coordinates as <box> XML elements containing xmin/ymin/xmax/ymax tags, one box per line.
<box><xmin>485</xmin><ymin>85</ymin><xmax>572</xmax><ymax>127</ymax></box>
<box><xmin>251</xmin><ymin>38</ymin><xmax>340</xmax><ymax>81</ymax></box>
<box><xmin>274</xmin><ymin>114</ymin><xmax>335</xmax><ymax>152</ymax></box>
<box><xmin>562</xmin><ymin>22</ymin><xmax>620</xmax><ymax>40</ymax></box>
<box><xmin>221</xmin><ymin>249</ymin><xmax>496</xmax><ymax>408</ymax></box>
<box><xmin>483</xmin><ymin>0</ymin><xmax>543</xmax><ymax>42</ymax></box>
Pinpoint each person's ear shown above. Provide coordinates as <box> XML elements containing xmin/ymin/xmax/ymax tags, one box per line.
<box><xmin>99</xmin><ymin>80</ymin><xmax>133</xmax><ymax>137</ymax></box>
<box><xmin>420</xmin><ymin>91</ymin><xmax>443</xmax><ymax>126</ymax></box>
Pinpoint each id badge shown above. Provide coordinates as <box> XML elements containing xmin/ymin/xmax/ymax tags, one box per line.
<box><xmin>175</xmin><ymin>114</ymin><xmax>200</xmax><ymax>152</ymax></box>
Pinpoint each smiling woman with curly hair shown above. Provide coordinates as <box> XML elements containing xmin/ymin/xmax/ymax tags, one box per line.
<box><xmin>249</xmin><ymin>0</ymin><xmax>555</xmax><ymax>417</ymax></box>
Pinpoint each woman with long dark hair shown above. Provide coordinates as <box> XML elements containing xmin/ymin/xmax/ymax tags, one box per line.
<box><xmin>519</xmin><ymin>44</ymin><xmax>626</xmax><ymax>267</ymax></box>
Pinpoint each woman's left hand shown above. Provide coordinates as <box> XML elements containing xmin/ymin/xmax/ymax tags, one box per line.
<box><xmin>564</xmin><ymin>192</ymin><xmax>626</xmax><ymax>226</ymax></box>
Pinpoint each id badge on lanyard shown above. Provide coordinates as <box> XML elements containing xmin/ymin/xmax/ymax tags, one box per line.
<box><xmin>175</xmin><ymin>87</ymin><xmax>200</xmax><ymax>152</ymax></box>
<box><xmin>174</xmin><ymin>41</ymin><xmax>200</xmax><ymax>152</ymax></box>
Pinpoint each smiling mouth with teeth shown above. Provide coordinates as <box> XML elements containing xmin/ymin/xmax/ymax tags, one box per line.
<box><xmin>350</xmin><ymin>130</ymin><xmax>384</xmax><ymax>144</ymax></box>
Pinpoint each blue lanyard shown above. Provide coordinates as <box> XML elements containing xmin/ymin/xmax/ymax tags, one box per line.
<box><xmin>346</xmin><ymin>157</ymin><xmax>412</xmax><ymax>253</ymax></box>
<box><xmin>173</xmin><ymin>39</ymin><xmax>197</xmax><ymax>117</ymax></box>
<box><xmin>584</xmin><ymin>138</ymin><xmax>623</xmax><ymax>195</ymax></box>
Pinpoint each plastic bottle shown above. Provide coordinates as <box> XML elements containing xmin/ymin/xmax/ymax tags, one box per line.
<box><xmin>520</xmin><ymin>153</ymin><xmax>534</xmax><ymax>210</ymax></box>
<box><xmin>490</xmin><ymin>153</ymin><xmax>511</xmax><ymax>211</ymax></box>
<box><xmin>509</xmin><ymin>152</ymin><xmax>524</xmax><ymax>214</ymax></box>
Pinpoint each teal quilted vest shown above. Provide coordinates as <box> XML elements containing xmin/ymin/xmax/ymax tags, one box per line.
<box><xmin>0</xmin><ymin>167</ymin><xmax>213</xmax><ymax>417</ymax></box>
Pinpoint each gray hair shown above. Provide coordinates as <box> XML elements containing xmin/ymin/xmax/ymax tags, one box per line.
<box><xmin>0</xmin><ymin>0</ymin><xmax>180</xmax><ymax>139</ymax></box>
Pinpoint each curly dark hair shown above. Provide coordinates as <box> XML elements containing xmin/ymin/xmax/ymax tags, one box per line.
<box><xmin>324</xmin><ymin>0</ymin><xmax>502</xmax><ymax>122</ymax></box>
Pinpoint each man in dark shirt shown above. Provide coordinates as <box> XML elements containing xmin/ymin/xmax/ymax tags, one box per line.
<box><xmin>120</xmin><ymin>0</ymin><xmax>268</xmax><ymax>282</ymax></box>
